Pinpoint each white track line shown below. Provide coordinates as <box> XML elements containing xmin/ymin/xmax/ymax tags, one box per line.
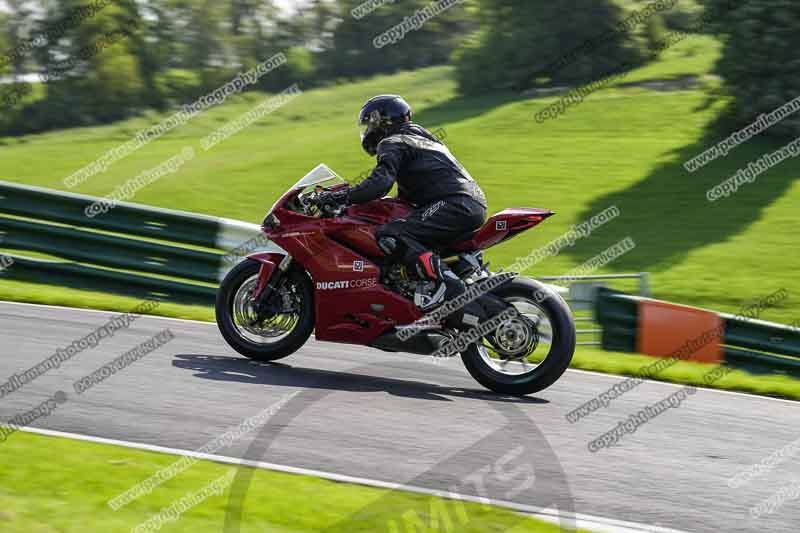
<box><xmin>19</xmin><ymin>425</ymin><xmax>691</xmax><ymax>533</ymax></box>
<box><xmin>0</xmin><ymin>299</ymin><xmax>212</xmax><ymax>326</ymax></box>
<box><xmin>3</xmin><ymin>299</ymin><xmax>797</xmax><ymax>405</ymax></box>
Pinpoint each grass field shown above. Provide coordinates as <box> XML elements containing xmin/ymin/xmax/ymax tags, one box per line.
<box><xmin>0</xmin><ymin>431</ymin><xmax>591</xmax><ymax>533</ymax></box>
<box><xmin>1</xmin><ymin>33</ymin><xmax>799</xmax><ymax>398</ymax></box>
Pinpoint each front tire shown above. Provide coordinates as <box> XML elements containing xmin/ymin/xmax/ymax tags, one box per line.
<box><xmin>216</xmin><ymin>259</ymin><xmax>314</xmax><ymax>362</ymax></box>
<box><xmin>460</xmin><ymin>278</ymin><xmax>576</xmax><ymax>396</ymax></box>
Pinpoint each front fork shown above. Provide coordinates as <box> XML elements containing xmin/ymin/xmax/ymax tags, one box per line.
<box><xmin>252</xmin><ymin>255</ymin><xmax>293</xmax><ymax>318</ymax></box>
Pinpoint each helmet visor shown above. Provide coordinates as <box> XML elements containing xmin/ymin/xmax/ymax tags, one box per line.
<box><xmin>358</xmin><ymin>121</ymin><xmax>382</xmax><ymax>156</ymax></box>
<box><xmin>359</xmin><ymin>122</ymin><xmax>371</xmax><ymax>143</ymax></box>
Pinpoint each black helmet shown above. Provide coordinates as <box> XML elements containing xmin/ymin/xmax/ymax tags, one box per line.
<box><xmin>358</xmin><ymin>95</ymin><xmax>412</xmax><ymax>156</ymax></box>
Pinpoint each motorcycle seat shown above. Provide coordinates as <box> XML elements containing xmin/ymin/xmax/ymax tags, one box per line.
<box><xmin>441</xmin><ymin>208</ymin><xmax>554</xmax><ymax>254</ymax></box>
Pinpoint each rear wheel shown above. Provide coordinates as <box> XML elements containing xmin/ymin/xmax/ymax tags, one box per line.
<box><xmin>460</xmin><ymin>278</ymin><xmax>575</xmax><ymax>396</ymax></box>
<box><xmin>216</xmin><ymin>259</ymin><xmax>314</xmax><ymax>361</ymax></box>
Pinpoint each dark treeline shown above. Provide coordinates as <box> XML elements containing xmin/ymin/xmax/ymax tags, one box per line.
<box><xmin>0</xmin><ymin>0</ymin><xmax>792</xmax><ymax>137</ymax></box>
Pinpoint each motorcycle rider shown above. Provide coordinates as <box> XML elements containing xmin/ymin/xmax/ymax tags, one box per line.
<box><xmin>317</xmin><ymin>95</ymin><xmax>490</xmax><ymax>315</ymax></box>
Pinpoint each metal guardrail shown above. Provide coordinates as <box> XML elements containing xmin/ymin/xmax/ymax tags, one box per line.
<box><xmin>538</xmin><ymin>274</ymin><xmax>650</xmax><ymax>346</ymax></box>
<box><xmin>0</xmin><ymin>180</ymin><xmax>263</xmax><ymax>249</ymax></box>
<box><xmin>0</xmin><ymin>181</ymin><xmax>264</xmax><ymax>305</ymax></box>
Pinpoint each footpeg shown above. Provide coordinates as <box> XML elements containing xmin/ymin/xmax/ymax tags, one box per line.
<box><xmin>414</xmin><ymin>282</ymin><xmax>447</xmax><ymax>311</ymax></box>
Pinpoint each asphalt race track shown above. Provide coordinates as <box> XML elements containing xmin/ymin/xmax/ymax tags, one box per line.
<box><xmin>1</xmin><ymin>301</ymin><xmax>798</xmax><ymax>533</ymax></box>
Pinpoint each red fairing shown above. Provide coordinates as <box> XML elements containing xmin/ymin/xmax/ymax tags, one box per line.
<box><xmin>255</xmin><ymin>192</ymin><xmax>552</xmax><ymax>347</ymax></box>
<box><xmin>328</xmin><ymin>223</ymin><xmax>384</xmax><ymax>258</ymax></box>
<box><xmin>264</xmin><ymin>205</ymin><xmax>421</xmax><ymax>345</ymax></box>
<box><xmin>248</xmin><ymin>252</ymin><xmax>284</xmax><ymax>299</ymax></box>
<box><xmin>327</xmin><ymin>199</ymin><xmax>415</xmax><ymax>257</ymax></box>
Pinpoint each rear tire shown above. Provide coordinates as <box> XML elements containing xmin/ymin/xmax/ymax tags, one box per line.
<box><xmin>460</xmin><ymin>278</ymin><xmax>575</xmax><ymax>396</ymax></box>
<box><xmin>216</xmin><ymin>259</ymin><xmax>314</xmax><ymax>362</ymax></box>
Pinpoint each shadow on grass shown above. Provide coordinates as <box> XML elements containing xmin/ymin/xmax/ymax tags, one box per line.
<box><xmin>415</xmin><ymin>91</ymin><xmax>524</xmax><ymax>132</ymax></box>
<box><xmin>565</xmin><ymin>113</ymin><xmax>800</xmax><ymax>272</ymax></box>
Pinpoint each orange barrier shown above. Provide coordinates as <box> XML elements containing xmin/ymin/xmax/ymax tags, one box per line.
<box><xmin>638</xmin><ymin>299</ymin><xmax>723</xmax><ymax>364</ymax></box>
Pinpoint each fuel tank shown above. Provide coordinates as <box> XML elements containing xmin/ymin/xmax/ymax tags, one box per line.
<box><xmin>328</xmin><ymin>198</ymin><xmax>415</xmax><ymax>257</ymax></box>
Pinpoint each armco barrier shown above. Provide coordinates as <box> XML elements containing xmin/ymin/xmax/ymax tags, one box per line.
<box><xmin>595</xmin><ymin>288</ymin><xmax>800</xmax><ymax>377</ymax></box>
<box><xmin>541</xmin><ymin>274</ymin><xmax>650</xmax><ymax>347</ymax></box>
<box><xmin>594</xmin><ymin>288</ymin><xmax>638</xmax><ymax>353</ymax></box>
<box><xmin>0</xmin><ymin>181</ymin><xmax>265</xmax><ymax>305</ymax></box>
<box><xmin>0</xmin><ymin>180</ymin><xmax>260</xmax><ymax>250</ymax></box>
<box><xmin>2</xmin><ymin>254</ymin><xmax>217</xmax><ymax>306</ymax></box>
<box><xmin>0</xmin><ymin>217</ymin><xmax>221</xmax><ymax>283</ymax></box>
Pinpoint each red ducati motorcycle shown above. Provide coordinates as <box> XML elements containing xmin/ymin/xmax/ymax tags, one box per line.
<box><xmin>216</xmin><ymin>165</ymin><xmax>575</xmax><ymax>395</ymax></box>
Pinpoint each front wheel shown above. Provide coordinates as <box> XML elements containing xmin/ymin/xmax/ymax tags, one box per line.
<box><xmin>460</xmin><ymin>278</ymin><xmax>576</xmax><ymax>396</ymax></box>
<box><xmin>216</xmin><ymin>259</ymin><xmax>315</xmax><ymax>361</ymax></box>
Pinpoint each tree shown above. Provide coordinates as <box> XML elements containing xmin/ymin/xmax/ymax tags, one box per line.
<box><xmin>454</xmin><ymin>0</ymin><xmax>650</xmax><ymax>94</ymax></box>
<box><xmin>295</xmin><ymin>0</ymin><xmax>337</xmax><ymax>52</ymax></box>
<box><xmin>184</xmin><ymin>0</ymin><xmax>228</xmax><ymax>69</ymax></box>
<box><xmin>32</xmin><ymin>0</ymin><xmax>146</xmax><ymax>127</ymax></box>
<box><xmin>317</xmin><ymin>0</ymin><xmax>474</xmax><ymax>81</ymax></box>
<box><xmin>1</xmin><ymin>0</ymin><xmax>37</xmax><ymax>78</ymax></box>
<box><xmin>700</xmin><ymin>0</ymin><xmax>800</xmax><ymax>137</ymax></box>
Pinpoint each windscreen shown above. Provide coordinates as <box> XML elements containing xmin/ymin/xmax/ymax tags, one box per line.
<box><xmin>292</xmin><ymin>164</ymin><xmax>348</xmax><ymax>190</ymax></box>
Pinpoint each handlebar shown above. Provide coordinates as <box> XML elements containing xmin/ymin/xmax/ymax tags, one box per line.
<box><xmin>303</xmin><ymin>189</ymin><xmax>345</xmax><ymax>218</ymax></box>
<box><xmin>319</xmin><ymin>201</ymin><xmax>340</xmax><ymax>217</ymax></box>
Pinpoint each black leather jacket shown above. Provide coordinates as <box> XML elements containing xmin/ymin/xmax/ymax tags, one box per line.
<box><xmin>348</xmin><ymin>123</ymin><xmax>487</xmax><ymax>208</ymax></box>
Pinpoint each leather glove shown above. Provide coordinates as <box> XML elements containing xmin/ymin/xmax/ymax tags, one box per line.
<box><xmin>316</xmin><ymin>188</ymin><xmax>351</xmax><ymax>208</ymax></box>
